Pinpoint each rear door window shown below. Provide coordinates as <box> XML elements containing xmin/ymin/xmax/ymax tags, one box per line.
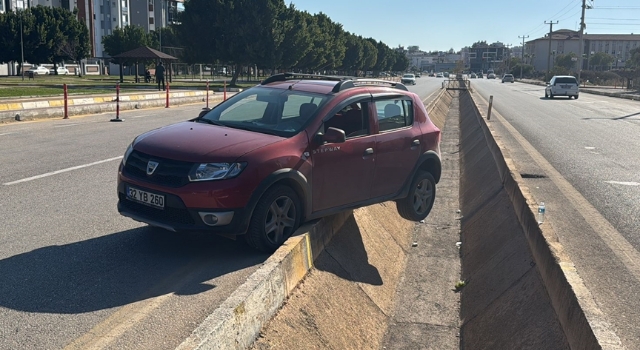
<box><xmin>374</xmin><ymin>99</ymin><xmax>413</xmax><ymax>133</ymax></box>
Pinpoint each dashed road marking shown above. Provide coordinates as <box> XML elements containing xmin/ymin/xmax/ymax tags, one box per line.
<box><xmin>605</xmin><ymin>181</ymin><xmax>640</xmax><ymax>186</ymax></box>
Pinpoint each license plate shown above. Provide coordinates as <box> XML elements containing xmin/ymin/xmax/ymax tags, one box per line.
<box><xmin>126</xmin><ymin>186</ymin><xmax>165</xmax><ymax>209</ymax></box>
<box><xmin>561</xmin><ymin>85</ymin><xmax>570</xmax><ymax>89</ymax></box>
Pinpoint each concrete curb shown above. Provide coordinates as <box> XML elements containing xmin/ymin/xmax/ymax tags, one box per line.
<box><xmin>468</xmin><ymin>91</ymin><xmax>623</xmax><ymax>349</ymax></box>
<box><xmin>0</xmin><ymin>94</ymin><xmax>230</xmax><ymax>123</ymax></box>
<box><xmin>176</xmin><ymin>211</ymin><xmax>352</xmax><ymax>350</ymax></box>
<box><xmin>174</xmin><ymin>89</ymin><xmax>450</xmax><ymax>350</ymax></box>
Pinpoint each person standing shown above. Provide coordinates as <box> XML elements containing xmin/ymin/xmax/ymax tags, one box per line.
<box><xmin>155</xmin><ymin>62</ymin><xmax>166</xmax><ymax>91</ymax></box>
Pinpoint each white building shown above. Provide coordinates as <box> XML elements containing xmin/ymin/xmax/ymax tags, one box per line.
<box><xmin>93</xmin><ymin>0</ymin><xmax>130</xmax><ymax>57</ymax></box>
<box><xmin>526</xmin><ymin>29</ymin><xmax>640</xmax><ymax>72</ymax></box>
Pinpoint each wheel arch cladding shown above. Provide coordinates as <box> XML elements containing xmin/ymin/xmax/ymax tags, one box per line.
<box><xmin>418</xmin><ymin>152</ymin><xmax>442</xmax><ymax>183</ymax></box>
<box><xmin>252</xmin><ymin>169</ymin><xmax>311</xmax><ymax>220</ymax></box>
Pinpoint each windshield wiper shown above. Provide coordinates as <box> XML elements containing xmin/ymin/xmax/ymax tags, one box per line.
<box><xmin>196</xmin><ymin>118</ymin><xmax>225</xmax><ymax>126</ymax></box>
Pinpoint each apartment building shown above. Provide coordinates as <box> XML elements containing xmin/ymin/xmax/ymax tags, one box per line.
<box><xmin>93</xmin><ymin>0</ymin><xmax>130</xmax><ymax>57</ymax></box>
<box><xmin>525</xmin><ymin>29</ymin><xmax>640</xmax><ymax>72</ymax></box>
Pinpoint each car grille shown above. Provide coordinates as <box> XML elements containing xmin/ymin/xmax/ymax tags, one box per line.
<box><xmin>119</xmin><ymin>193</ymin><xmax>195</xmax><ymax>225</ymax></box>
<box><xmin>123</xmin><ymin>150</ymin><xmax>192</xmax><ymax>187</ymax></box>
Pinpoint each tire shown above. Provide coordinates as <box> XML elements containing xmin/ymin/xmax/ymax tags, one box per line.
<box><xmin>396</xmin><ymin>171</ymin><xmax>436</xmax><ymax>221</ymax></box>
<box><xmin>244</xmin><ymin>185</ymin><xmax>302</xmax><ymax>252</ymax></box>
<box><xmin>545</xmin><ymin>91</ymin><xmax>549</xmax><ymax>98</ymax></box>
<box><xmin>574</xmin><ymin>95</ymin><xmax>579</xmax><ymax>99</ymax></box>
<box><xmin>549</xmin><ymin>92</ymin><xmax>554</xmax><ymax>99</ymax></box>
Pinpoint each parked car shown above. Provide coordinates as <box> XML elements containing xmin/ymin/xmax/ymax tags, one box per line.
<box><xmin>470</xmin><ymin>73</ymin><xmax>477</xmax><ymax>79</ymax></box>
<box><xmin>477</xmin><ymin>72</ymin><xmax>483</xmax><ymax>78</ymax></box>
<box><xmin>401</xmin><ymin>73</ymin><xmax>417</xmax><ymax>85</ymax></box>
<box><xmin>487</xmin><ymin>73</ymin><xmax>496</xmax><ymax>79</ymax></box>
<box><xmin>117</xmin><ymin>73</ymin><xmax>442</xmax><ymax>252</ymax></box>
<box><xmin>501</xmin><ymin>74</ymin><xmax>514</xmax><ymax>83</ymax></box>
<box><xmin>545</xmin><ymin>75</ymin><xmax>579</xmax><ymax>99</ymax></box>
<box><xmin>415</xmin><ymin>72</ymin><xmax>421</xmax><ymax>78</ymax></box>
<box><xmin>50</xmin><ymin>66</ymin><xmax>70</xmax><ymax>75</ymax></box>
<box><xmin>436</xmin><ymin>73</ymin><xmax>444</xmax><ymax>78</ymax></box>
<box><xmin>28</xmin><ymin>66</ymin><xmax>50</xmax><ymax>75</ymax></box>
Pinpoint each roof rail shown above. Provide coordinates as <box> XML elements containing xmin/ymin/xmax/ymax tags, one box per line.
<box><xmin>261</xmin><ymin>73</ymin><xmax>409</xmax><ymax>92</ymax></box>
<box><xmin>349</xmin><ymin>79</ymin><xmax>409</xmax><ymax>91</ymax></box>
<box><xmin>261</xmin><ymin>73</ymin><xmax>349</xmax><ymax>85</ymax></box>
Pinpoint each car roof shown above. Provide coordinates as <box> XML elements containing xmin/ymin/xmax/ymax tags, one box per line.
<box><xmin>260</xmin><ymin>73</ymin><xmax>411</xmax><ymax>95</ymax></box>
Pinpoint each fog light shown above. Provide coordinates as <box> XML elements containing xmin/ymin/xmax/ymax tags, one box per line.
<box><xmin>201</xmin><ymin>214</ymin><xmax>219</xmax><ymax>226</ymax></box>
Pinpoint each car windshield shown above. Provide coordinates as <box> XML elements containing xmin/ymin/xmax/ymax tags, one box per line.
<box><xmin>197</xmin><ymin>87</ymin><xmax>329</xmax><ymax>137</ymax></box>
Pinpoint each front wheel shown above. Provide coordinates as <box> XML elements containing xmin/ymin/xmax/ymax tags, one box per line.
<box><xmin>574</xmin><ymin>95</ymin><xmax>579</xmax><ymax>99</ymax></box>
<box><xmin>396</xmin><ymin>171</ymin><xmax>436</xmax><ymax>221</ymax></box>
<box><xmin>244</xmin><ymin>185</ymin><xmax>302</xmax><ymax>252</ymax></box>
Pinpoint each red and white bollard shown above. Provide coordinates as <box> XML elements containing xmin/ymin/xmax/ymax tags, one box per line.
<box><xmin>110</xmin><ymin>83</ymin><xmax>123</xmax><ymax>122</ymax></box>
<box><xmin>223</xmin><ymin>80</ymin><xmax>227</xmax><ymax>101</ymax></box>
<box><xmin>165</xmin><ymin>82</ymin><xmax>170</xmax><ymax>108</ymax></box>
<box><xmin>206</xmin><ymin>80</ymin><xmax>209</xmax><ymax>109</ymax></box>
<box><xmin>63</xmin><ymin>83</ymin><xmax>68</xmax><ymax>119</ymax></box>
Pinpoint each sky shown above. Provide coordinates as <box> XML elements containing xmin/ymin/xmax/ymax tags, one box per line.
<box><xmin>289</xmin><ymin>0</ymin><xmax>640</xmax><ymax>52</ymax></box>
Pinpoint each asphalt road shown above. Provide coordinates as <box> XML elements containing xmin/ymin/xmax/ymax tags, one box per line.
<box><xmin>0</xmin><ymin>77</ymin><xmax>444</xmax><ymax>350</ymax></box>
<box><xmin>471</xmin><ymin>78</ymin><xmax>640</xmax><ymax>348</ymax></box>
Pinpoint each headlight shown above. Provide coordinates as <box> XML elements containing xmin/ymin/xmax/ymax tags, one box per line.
<box><xmin>188</xmin><ymin>162</ymin><xmax>246</xmax><ymax>182</ymax></box>
<box><xmin>122</xmin><ymin>143</ymin><xmax>134</xmax><ymax>166</ymax></box>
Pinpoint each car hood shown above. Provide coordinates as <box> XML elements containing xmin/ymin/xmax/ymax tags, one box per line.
<box><xmin>133</xmin><ymin>121</ymin><xmax>284</xmax><ymax>162</ymax></box>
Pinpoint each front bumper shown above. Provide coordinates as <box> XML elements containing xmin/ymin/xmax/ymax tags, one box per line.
<box><xmin>117</xmin><ymin>180</ymin><xmax>252</xmax><ymax>235</ymax></box>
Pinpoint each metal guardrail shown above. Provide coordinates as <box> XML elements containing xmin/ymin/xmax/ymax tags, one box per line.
<box><xmin>442</xmin><ymin>78</ymin><xmax>471</xmax><ymax>91</ymax></box>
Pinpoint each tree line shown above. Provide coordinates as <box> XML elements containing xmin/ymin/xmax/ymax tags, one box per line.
<box><xmin>103</xmin><ymin>0</ymin><xmax>409</xmax><ymax>84</ymax></box>
<box><xmin>0</xmin><ymin>6</ymin><xmax>91</xmax><ymax>75</ymax></box>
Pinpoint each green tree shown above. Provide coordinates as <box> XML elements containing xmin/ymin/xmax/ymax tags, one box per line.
<box><xmin>555</xmin><ymin>52</ymin><xmax>577</xmax><ymax>70</ymax></box>
<box><xmin>341</xmin><ymin>33</ymin><xmax>363</xmax><ymax>75</ymax></box>
<box><xmin>55</xmin><ymin>9</ymin><xmax>91</xmax><ymax>75</ymax></box>
<box><xmin>275</xmin><ymin>5</ymin><xmax>313</xmax><ymax>69</ymax></box>
<box><xmin>103</xmin><ymin>25</ymin><xmax>156</xmax><ymax>58</ymax></box>
<box><xmin>392</xmin><ymin>50</ymin><xmax>409</xmax><ymax>71</ymax></box>
<box><xmin>360</xmin><ymin>38</ymin><xmax>378</xmax><ymax>72</ymax></box>
<box><xmin>589</xmin><ymin>52</ymin><xmax>614</xmax><ymax>71</ymax></box>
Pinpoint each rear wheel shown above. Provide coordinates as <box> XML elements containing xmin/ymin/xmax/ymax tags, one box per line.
<box><xmin>244</xmin><ymin>185</ymin><xmax>302</xmax><ymax>252</ymax></box>
<box><xmin>545</xmin><ymin>91</ymin><xmax>549</xmax><ymax>98</ymax></box>
<box><xmin>549</xmin><ymin>92</ymin><xmax>554</xmax><ymax>99</ymax></box>
<box><xmin>396</xmin><ymin>171</ymin><xmax>436</xmax><ymax>221</ymax></box>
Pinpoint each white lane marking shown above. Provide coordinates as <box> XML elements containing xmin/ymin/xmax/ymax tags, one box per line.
<box><xmin>605</xmin><ymin>181</ymin><xmax>640</xmax><ymax>186</ymax></box>
<box><xmin>3</xmin><ymin>156</ymin><xmax>123</xmax><ymax>185</ymax></box>
<box><xmin>585</xmin><ymin>146</ymin><xmax>596</xmax><ymax>150</ymax></box>
<box><xmin>54</xmin><ymin>123</ymin><xmax>80</xmax><ymax>128</ymax></box>
<box><xmin>131</xmin><ymin>115</ymin><xmax>149</xmax><ymax>118</ymax></box>
<box><xmin>0</xmin><ymin>132</ymin><xmax>17</xmax><ymax>136</ymax></box>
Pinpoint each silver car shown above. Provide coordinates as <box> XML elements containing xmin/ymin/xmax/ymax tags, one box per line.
<box><xmin>545</xmin><ymin>75</ymin><xmax>579</xmax><ymax>99</ymax></box>
<box><xmin>502</xmin><ymin>74</ymin><xmax>514</xmax><ymax>83</ymax></box>
<box><xmin>401</xmin><ymin>74</ymin><xmax>416</xmax><ymax>85</ymax></box>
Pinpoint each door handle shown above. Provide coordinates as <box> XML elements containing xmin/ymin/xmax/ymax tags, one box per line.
<box><xmin>412</xmin><ymin>139</ymin><xmax>420</xmax><ymax>146</ymax></box>
<box><xmin>363</xmin><ymin>148</ymin><xmax>374</xmax><ymax>156</ymax></box>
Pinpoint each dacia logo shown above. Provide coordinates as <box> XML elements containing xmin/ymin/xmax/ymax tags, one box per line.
<box><xmin>312</xmin><ymin>146</ymin><xmax>341</xmax><ymax>155</ymax></box>
<box><xmin>147</xmin><ymin>161</ymin><xmax>159</xmax><ymax>175</ymax></box>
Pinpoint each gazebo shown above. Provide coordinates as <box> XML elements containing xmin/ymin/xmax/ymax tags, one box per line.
<box><xmin>112</xmin><ymin>46</ymin><xmax>178</xmax><ymax>83</ymax></box>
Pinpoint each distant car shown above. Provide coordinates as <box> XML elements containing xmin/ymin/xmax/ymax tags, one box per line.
<box><xmin>443</xmin><ymin>72</ymin><xmax>450</xmax><ymax>78</ymax></box>
<box><xmin>28</xmin><ymin>66</ymin><xmax>50</xmax><ymax>75</ymax></box>
<box><xmin>477</xmin><ymin>72</ymin><xmax>483</xmax><ymax>78</ymax></box>
<box><xmin>470</xmin><ymin>73</ymin><xmax>477</xmax><ymax>79</ymax></box>
<box><xmin>501</xmin><ymin>74</ymin><xmax>514</xmax><ymax>83</ymax></box>
<box><xmin>545</xmin><ymin>75</ymin><xmax>579</xmax><ymax>99</ymax></box>
<box><xmin>487</xmin><ymin>73</ymin><xmax>496</xmax><ymax>79</ymax></box>
<box><xmin>415</xmin><ymin>72</ymin><xmax>421</xmax><ymax>78</ymax></box>
<box><xmin>401</xmin><ymin>74</ymin><xmax>417</xmax><ymax>85</ymax></box>
<box><xmin>436</xmin><ymin>73</ymin><xmax>444</xmax><ymax>78</ymax></box>
<box><xmin>429</xmin><ymin>72</ymin><xmax>435</xmax><ymax>77</ymax></box>
<box><xmin>50</xmin><ymin>67</ymin><xmax>70</xmax><ymax>75</ymax></box>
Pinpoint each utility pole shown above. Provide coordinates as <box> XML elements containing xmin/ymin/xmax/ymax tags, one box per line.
<box><xmin>577</xmin><ymin>0</ymin><xmax>591</xmax><ymax>85</ymax></box>
<box><xmin>505</xmin><ymin>44</ymin><xmax>512</xmax><ymax>74</ymax></box>
<box><xmin>545</xmin><ymin>20</ymin><xmax>559</xmax><ymax>76</ymax></box>
<box><xmin>518</xmin><ymin>35</ymin><xmax>529</xmax><ymax>79</ymax></box>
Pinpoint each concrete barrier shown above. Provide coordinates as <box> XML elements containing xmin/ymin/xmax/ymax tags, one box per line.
<box><xmin>0</xmin><ymin>92</ymin><xmax>229</xmax><ymax>123</ymax></box>
<box><xmin>463</xmin><ymin>90</ymin><xmax>623</xmax><ymax>349</ymax></box>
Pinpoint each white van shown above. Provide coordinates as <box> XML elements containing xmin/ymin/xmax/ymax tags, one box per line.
<box><xmin>545</xmin><ymin>75</ymin><xmax>579</xmax><ymax>99</ymax></box>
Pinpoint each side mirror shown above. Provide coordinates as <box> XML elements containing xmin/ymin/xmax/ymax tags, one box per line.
<box><xmin>315</xmin><ymin>127</ymin><xmax>346</xmax><ymax>145</ymax></box>
<box><xmin>198</xmin><ymin>107</ymin><xmax>211</xmax><ymax>118</ymax></box>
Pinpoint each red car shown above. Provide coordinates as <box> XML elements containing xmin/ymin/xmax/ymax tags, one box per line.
<box><xmin>118</xmin><ymin>73</ymin><xmax>442</xmax><ymax>252</ymax></box>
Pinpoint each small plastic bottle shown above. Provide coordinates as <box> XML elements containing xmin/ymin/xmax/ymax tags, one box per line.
<box><xmin>537</xmin><ymin>202</ymin><xmax>546</xmax><ymax>224</ymax></box>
